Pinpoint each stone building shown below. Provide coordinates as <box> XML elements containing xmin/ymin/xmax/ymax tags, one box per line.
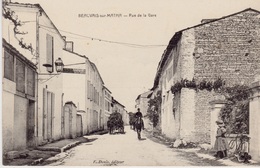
<box><xmin>87</xmin><ymin>62</ymin><xmax>105</xmax><ymax>132</ymax></box>
<box><xmin>153</xmin><ymin>8</ymin><xmax>260</xmax><ymax>143</ymax></box>
<box><xmin>103</xmin><ymin>86</ymin><xmax>113</xmax><ymax>129</ymax></box>
<box><xmin>2</xmin><ymin>39</ymin><xmax>37</xmax><ymax>153</ymax></box>
<box><xmin>135</xmin><ymin>90</ymin><xmax>153</xmax><ymax>128</ymax></box>
<box><xmin>112</xmin><ymin>99</ymin><xmax>128</xmax><ymax>125</ymax></box>
<box><xmin>2</xmin><ymin>2</ymin><xmax>65</xmax><ymax>146</ymax></box>
<box><xmin>62</xmin><ymin>48</ymin><xmax>105</xmax><ymax>134</ymax></box>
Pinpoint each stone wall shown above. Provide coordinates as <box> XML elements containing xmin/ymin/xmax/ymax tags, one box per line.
<box><xmin>180</xmin><ymin>88</ymin><xmax>196</xmax><ymax>142</ymax></box>
<box><xmin>191</xmin><ymin>9</ymin><xmax>260</xmax><ymax>143</ymax></box>
<box><xmin>194</xmin><ymin>10</ymin><xmax>260</xmax><ymax>85</ymax></box>
<box><xmin>194</xmin><ymin>90</ymin><xmax>223</xmax><ymax>143</ymax></box>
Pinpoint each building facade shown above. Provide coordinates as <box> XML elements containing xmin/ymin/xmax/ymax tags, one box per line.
<box><xmin>103</xmin><ymin>86</ymin><xmax>112</xmax><ymax>129</ymax></box>
<box><xmin>135</xmin><ymin>90</ymin><xmax>153</xmax><ymax>128</ymax></box>
<box><xmin>86</xmin><ymin>62</ymin><xmax>105</xmax><ymax>133</ymax></box>
<box><xmin>2</xmin><ymin>3</ymin><xmax>65</xmax><ymax>146</ymax></box>
<box><xmin>62</xmin><ymin>48</ymin><xmax>106</xmax><ymax>134</ymax></box>
<box><xmin>2</xmin><ymin>39</ymin><xmax>37</xmax><ymax>153</ymax></box>
<box><xmin>62</xmin><ymin>49</ymin><xmax>87</xmax><ymax>135</ymax></box>
<box><xmin>153</xmin><ymin>8</ymin><xmax>260</xmax><ymax>143</ymax></box>
<box><xmin>112</xmin><ymin>99</ymin><xmax>128</xmax><ymax>125</ymax></box>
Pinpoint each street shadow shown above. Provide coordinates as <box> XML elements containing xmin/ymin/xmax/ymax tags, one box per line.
<box><xmin>87</xmin><ymin>138</ymin><xmax>98</xmax><ymax>142</ymax></box>
<box><xmin>109</xmin><ymin>132</ymin><xmax>126</xmax><ymax>135</ymax></box>
<box><xmin>80</xmin><ymin>137</ymin><xmax>98</xmax><ymax>144</ymax></box>
<box><xmin>140</xmin><ymin>138</ymin><xmax>146</xmax><ymax>141</ymax></box>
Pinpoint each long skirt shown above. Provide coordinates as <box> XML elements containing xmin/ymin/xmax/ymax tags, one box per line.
<box><xmin>214</xmin><ymin>137</ymin><xmax>229</xmax><ymax>151</ymax></box>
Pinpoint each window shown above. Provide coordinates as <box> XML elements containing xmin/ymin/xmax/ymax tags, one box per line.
<box><xmin>87</xmin><ymin>81</ymin><xmax>90</xmax><ymax>99</ymax></box>
<box><xmin>46</xmin><ymin>34</ymin><xmax>54</xmax><ymax>73</ymax></box>
<box><xmin>27</xmin><ymin>67</ymin><xmax>35</xmax><ymax>96</ymax></box>
<box><xmin>4</xmin><ymin>50</ymin><xmax>14</xmax><ymax>81</ymax></box>
<box><xmin>16</xmin><ymin>58</ymin><xmax>25</xmax><ymax>93</ymax></box>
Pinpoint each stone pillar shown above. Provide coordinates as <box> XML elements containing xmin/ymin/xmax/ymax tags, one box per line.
<box><xmin>249</xmin><ymin>80</ymin><xmax>260</xmax><ymax>162</ymax></box>
<box><xmin>180</xmin><ymin>88</ymin><xmax>196</xmax><ymax>142</ymax></box>
<box><xmin>209</xmin><ymin>100</ymin><xmax>226</xmax><ymax>148</ymax></box>
<box><xmin>64</xmin><ymin>101</ymin><xmax>77</xmax><ymax>139</ymax></box>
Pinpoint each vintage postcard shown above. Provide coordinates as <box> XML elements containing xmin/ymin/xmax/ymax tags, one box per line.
<box><xmin>1</xmin><ymin>0</ymin><xmax>260</xmax><ymax>166</ymax></box>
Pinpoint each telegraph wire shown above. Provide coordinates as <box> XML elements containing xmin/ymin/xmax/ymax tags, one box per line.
<box><xmin>39</xmin><ymin>24</ymin><xmax>168</xmax><ymax>48</ymax></box>
<box><xmin>39</xmin><ymin>74</ymin><xmax>58</xmax><ymax>84</ymax></box>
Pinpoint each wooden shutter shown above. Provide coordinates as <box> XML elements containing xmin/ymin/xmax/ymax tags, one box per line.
<box><xmin>4</xmin><ymin>50</ymin><xmax>14</xmax><ymax>81</ymax></box>
<box><xmin>46</xmin><ymin>34</ymin><xmax>54</xmax><ymax>73</ymax></box>
<box><xmin>43</xmin><ymin>88</ymin><xmax>48</xmax><ymax>139</ymax></box>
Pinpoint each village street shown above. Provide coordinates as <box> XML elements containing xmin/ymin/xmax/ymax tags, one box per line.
<box><xmin>46</xmin><ymin>126</ymin><xmax>226</xmax><ymax>166</ymax></box>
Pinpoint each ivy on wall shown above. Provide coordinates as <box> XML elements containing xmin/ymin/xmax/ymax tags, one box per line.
<box><xmin>170</xmin><ymin>77</ymin><xmax>225</xmax><ymax>94</ymax></box>
<box><xmin>147</xmin><ymin>91</ymin><xmax>162</xmax><ymax>128</ymax></box>
<box><xmin>170</xmin><ymin>77</ymin><xmax>250</xmax><ymax>134</ymax></box>
<box><xmin>220</xmin><ymin>85</ymin><xmax>250</xmax><ymax>134</ymax></box>
<box><xmin>2</xmin><ymin>1</ymin><xmax>34</xmax><ymax>55</ymax></box>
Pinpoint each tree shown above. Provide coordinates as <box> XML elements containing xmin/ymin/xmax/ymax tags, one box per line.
<box><xmin>147</xmin><ymin>91</ymin><xmax>162</xmax><ymax>128</ymax></box>
<box><xmin>220</xmin><ymin>85</ymin><xmax>250</xmax><ymax>134</ymax></box>
<box><xmin>108</xmin><ymin>112</ymin><xmax>124</xmax><ymax>129</ymax></box>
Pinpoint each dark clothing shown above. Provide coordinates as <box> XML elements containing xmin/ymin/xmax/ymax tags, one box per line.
<box><xmin>135</xmin><ymin>117</ymin><xmax>144</xmax><ymax>140</ymax></box>
<box><xmin>135</xmin><ymin>111</ymin><xmax>143</xmax><ymax>118</ymax></box>
<box><xmin>135</xmin><ymin>118</ymin><xmax>144</xmax><ymax>131</ymax></box>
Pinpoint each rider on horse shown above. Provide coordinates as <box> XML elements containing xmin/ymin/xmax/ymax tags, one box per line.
<box><xmin>135</xmin><ymin>108</ymin><xmax>144</xmax><ymax>140</ymax></box>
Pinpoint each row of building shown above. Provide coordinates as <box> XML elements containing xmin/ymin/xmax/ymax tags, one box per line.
<box><xmin>136</xmin><ymin>8</ymin><xmax>260</xmax><ymax>161</ymax></box>
<box><xmin>2</xmin><ymin>2</ymin><xmax>128</xmax><ymax>155</ymax></box>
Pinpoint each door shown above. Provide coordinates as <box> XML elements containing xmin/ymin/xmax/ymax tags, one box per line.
<box><xmin>43</xmin><ymin>89</ymin><xmax>54</xmax><ymax>141</ymax></box>
<box><xmin>14</xmin><ymin>96</ymin><xmax>28</xmax><ymax>150</ymax></box>
<box><xmin>27</xmin><ymin>99</ymin><xmax>35</xmax><ymax>147</ymax></box>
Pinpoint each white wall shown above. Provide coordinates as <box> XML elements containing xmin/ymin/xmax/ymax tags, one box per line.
<box><xmin>249</xmin><ymin>82</ymin><xmax>260</xmax><ymax>162</ymax></box>
<box><xmin>2</xmin><ymin>4</ymin><xmax>65</xmax><ymax>144</ymax></box>
<box><xmin>62</xmin><ymin>50</ymin><xmax>86</xmax><ymax>111</ymax></box>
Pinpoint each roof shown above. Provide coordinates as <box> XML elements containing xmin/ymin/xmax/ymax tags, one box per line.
<box><xmin>152</xmin><ymin>8</ymin><xmax>260</xmax><ymax>90</ymax></box>
<box><xmin>136</xmin><ymin>94</ymin><xmax>141</xmax><ymax>100</ymax></box>
<box><xmin>3</xmin><ymin>38</ymin><xmax>37</xmax><ymax>70</ymax></box>
<box><xmin>136</xmin><ymin>90</ymin><xmax>153</xmax><ymax>100</ymax></box>
<box><xmin>103</xmin><ymin>85</ymin><xmax>112</xmax><ymax>94</ymax></box>
<box><xmin>6</xmin><ymin>2</ymin><xmax>65</xmax><ymax>42</ymax></box>
<box><xmin>63</xmin><ymin>49</ymin><xmax>104</xmax><ymax>84</ymax></box>
<box><xmin>63</xmin><ymin>49</ymin><xmax>88</xmax><ymax>59</ymax></box>
<box><xmin>112</xmin><ymin>99</ymin><xmax>125</xmax><ymax>108</ymax></box>
<box><xmin>89</xmin><ymin>62</ymin><xmax>104</xmax><ymax>84</ymax></box>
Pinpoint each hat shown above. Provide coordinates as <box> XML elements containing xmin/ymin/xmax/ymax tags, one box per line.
<box><xmin>216</xmin><ymin>119</ymin><xmax>224</xmax><ymax>125</ymax></box>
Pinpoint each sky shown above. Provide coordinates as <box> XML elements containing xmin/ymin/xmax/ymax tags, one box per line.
<box><xmin>9</xmin><ymin>0</ymin><xmax>260</xmax><ymax>112</ymax></box>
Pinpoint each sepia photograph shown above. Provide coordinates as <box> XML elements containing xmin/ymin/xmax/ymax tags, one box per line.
<box><xmin>1</xmin><ymin>0</ymin><xmax>260</xmax><ymax>166</ymax></box>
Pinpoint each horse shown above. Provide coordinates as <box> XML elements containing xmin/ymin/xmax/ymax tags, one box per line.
<box><xmin>107</xmin><ymin>120</ymin><xmax>113</xmax><ymax>134</ymax></box>
<box><xmin>134</xmin><ymin>116</ymin><xmax>144</xmax><ymax>140</ymax></box>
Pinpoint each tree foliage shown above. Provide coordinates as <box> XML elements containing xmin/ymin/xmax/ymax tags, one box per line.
<box><xmin>107</xmin><ymin>112</ymin><xmax>124</xmax><ymax>128</ymax></box>
<box><xmin>128</xmin><ymin>112</ymin><xmax>136</xmax><ymax>125</ymax></box>
<box><xmin>147</xmin><ymin>91</ymin><xmax>162</xmax><ymax>128</ymax></box>
<box><xmin>170</xmin><ymin>77</ymin><xmax>249</xmax><ymax>134</ymax></box>
<box><xmin>220</xmin><ymin>85</ymin><xmax>250</xmax><ymax>134</ymax></box>
<box><xmin>171</xmin><ymin>77</ymin><xmax>225</xmax><ymax>94</ymax></box>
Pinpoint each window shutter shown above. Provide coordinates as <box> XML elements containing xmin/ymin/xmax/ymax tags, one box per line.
<box><xmin>4</xmin><ymin>50</ymin><xmax>14</xmax><ymax>81</ymax></box>
<box><xmin>16</xmin><ymin>58</ymin><xmax>25</xmax><ymax>93</ymax></box>
<box><xmin>27</xmin><ymin>67</ymin><xmax>35</xmax><ymax>96</ymax></box>
<box><xmin>46</xmin><ymin>34</ymin><xmax>54</xmax><ymax>73</ymax></box>
<box><xmin>43</xmin><ymin>88</ymin><xmax>48</xmax><ymax>139</ymax></box>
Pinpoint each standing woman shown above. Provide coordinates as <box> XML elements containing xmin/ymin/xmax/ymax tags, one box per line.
<box><xmin>214</xmin><ymin>119</ymin><xmax>229</xmax><ymax>159</ymax></box>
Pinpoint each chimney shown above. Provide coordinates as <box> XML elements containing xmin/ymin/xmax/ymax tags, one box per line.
<box><xmin>65</xmin><ymin>41</ymin><xmax>74</xmax><ymax>52</ymax></box>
